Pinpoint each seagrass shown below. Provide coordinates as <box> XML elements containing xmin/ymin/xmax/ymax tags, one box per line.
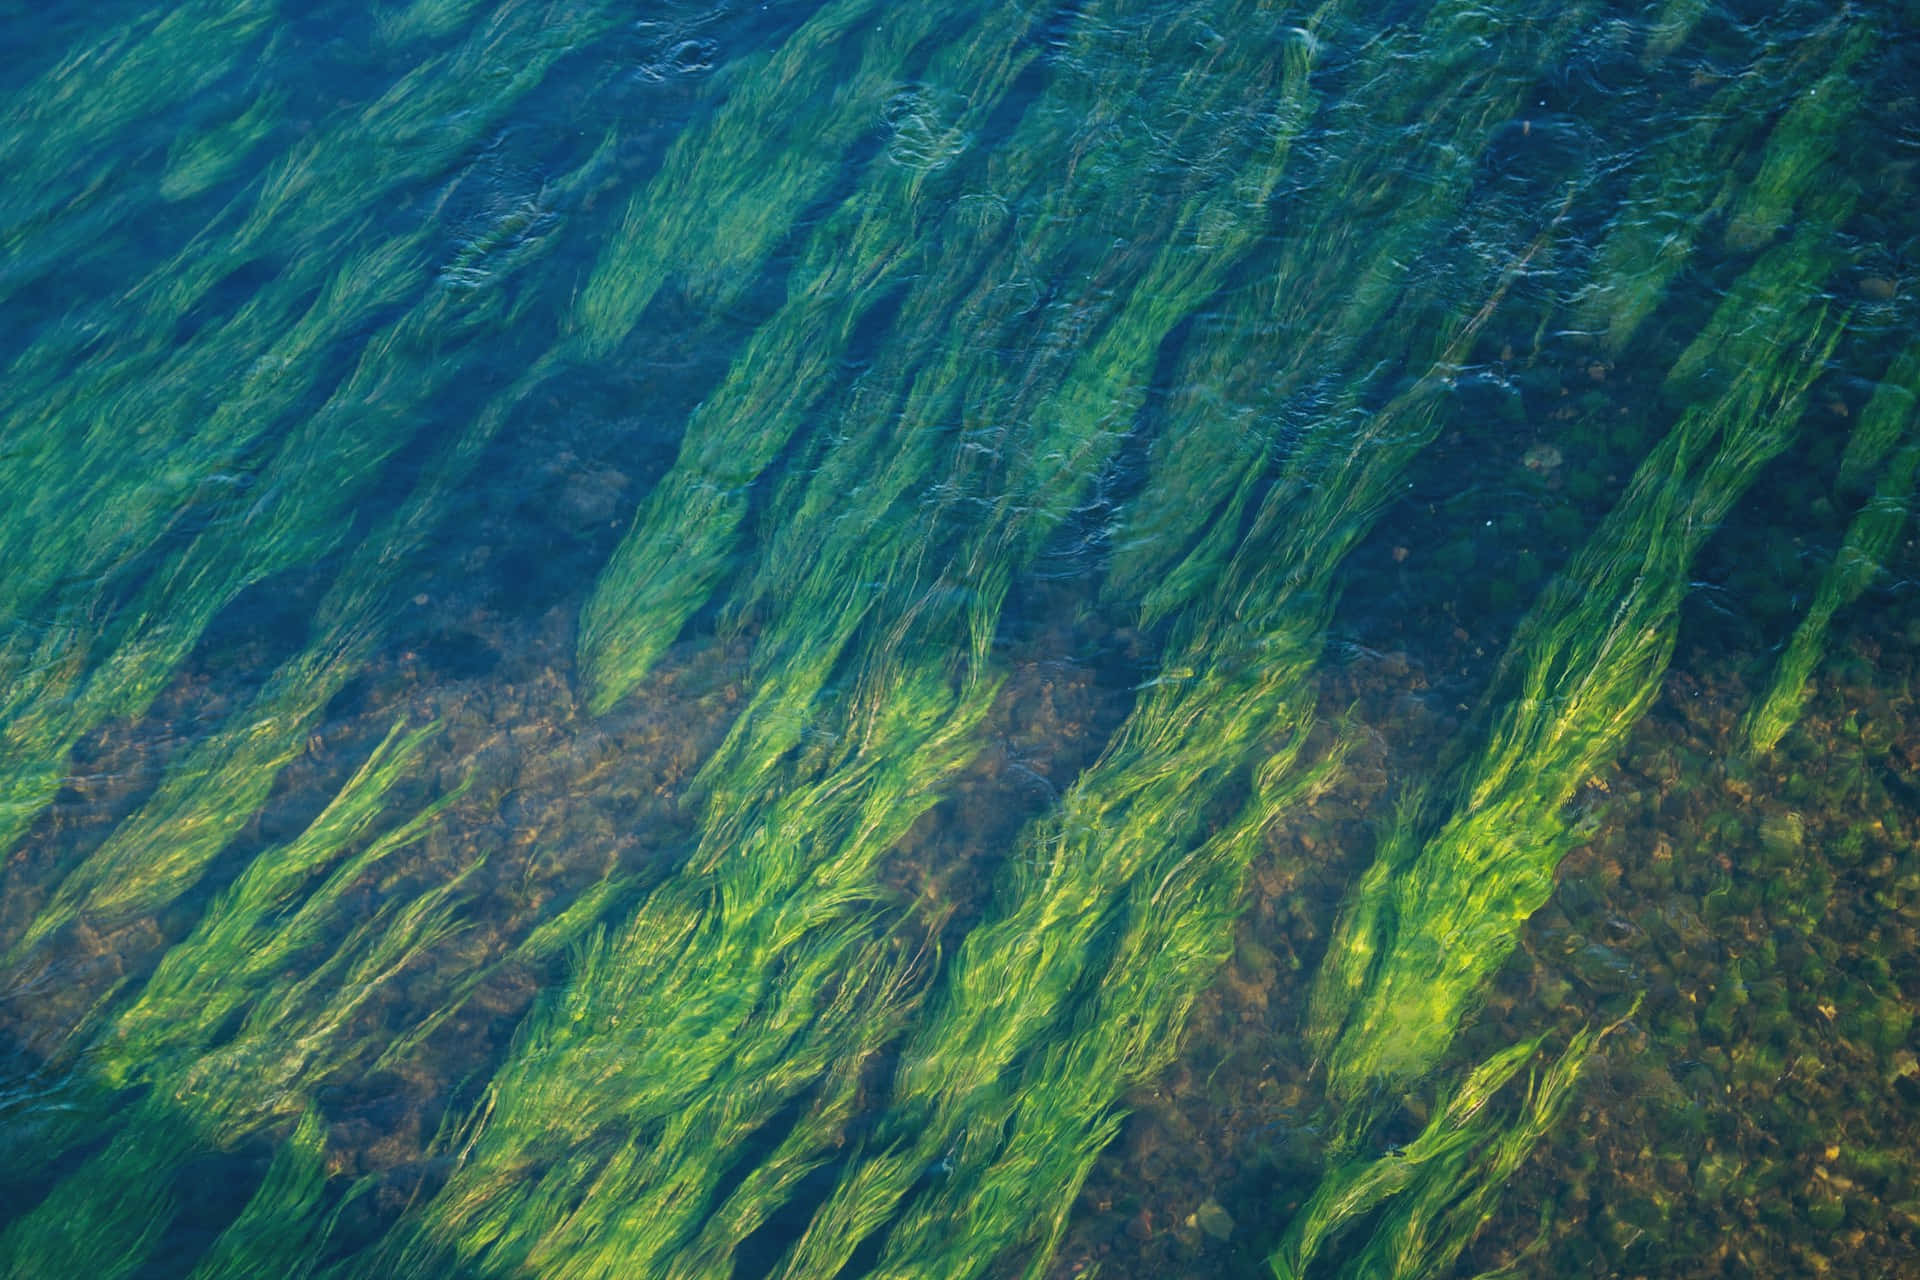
<box><xmin>1746</xmin><ymin>342</ymin><xmax>1920</xmax><ymax>752</ymax></box>
<box><xmin>0</xmin><ymin>0</ymin><xmax>647</xmax><ymax>866</ymax></box>
<box><xmin>371</xmin><ymin>1</ymin><xmax>1340</xmax><ymax>1271</ymax></box>
<box><xmin>1288</xmin><ymin>223</ymin><xmax>1854</xmax><ymax>1280</ymax></box>
<box><xmin>0</xmin><ymin>2</ymin><xmax>1901</xmax><ymax>1278</ymax></box>
<box><xmin>757</xmin><ymin>3</ymin><xmax>1619</xmax><ymax>1273</ymax></box>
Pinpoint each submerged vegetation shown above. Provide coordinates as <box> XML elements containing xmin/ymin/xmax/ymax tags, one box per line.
<box><xmin>1745</xmin><ymin>341</ymin><xmax>1920</xmax><ymax>754</ymax></box>
<box><xmin>2</xmin><ymin>2</ymin><xmax>1916</xmax><ymax>1279</ymax></box>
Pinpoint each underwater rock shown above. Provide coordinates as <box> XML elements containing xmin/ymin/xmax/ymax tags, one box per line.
<box><xmin>1522</xmin><ymin>441</ymin><xmax>1565</xmax><ymax>472</ymax></box>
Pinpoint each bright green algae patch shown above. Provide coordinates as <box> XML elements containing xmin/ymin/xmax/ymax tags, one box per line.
<box><xmin>379</xmin><ymin>3</ymin><xmax>1355</xmax><ymax>1273</ymax></box>
<box><xmin>0</xmin><ymin>0</ymin><xmax>639</xmax><ymax>863</ymax></box>
<box><xmin>1745</xmin><ymin>342</ymin><xmax>1920</xmax><ymax>754</ymax></box>
<box><xmin>2</xmin><ymin>2</ymin><xmax>1915</xmax><ymax>1279</ymax></box>
<box><xmin>1311</xmin><ymin>254</ymin><xmax>1846</xmax><ymax>1107</ymax></box>
<box><xmin>1282</xmin><ymin>261</ymin><xmax>1846</xmax><ymax>1280</ymax></box>
<box><xmin>0</xmin><ymin>723</ymin><xmax>469</xmax><ymax>1279</ymax></box>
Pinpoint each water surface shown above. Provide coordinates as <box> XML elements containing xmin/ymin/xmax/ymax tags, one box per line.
<box><xmin>2</xmin><ymin>2</ymin><xmax>1917</xmax><ymax>1277</ymax></box>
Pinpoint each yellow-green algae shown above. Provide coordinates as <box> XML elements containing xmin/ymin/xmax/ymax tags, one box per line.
<box><xmin>1286</xmin><ymin>229</ymin><xmax>1851</xmax><ymax>1280</ymax></box>
<box><xmin>1574</xmin><ymin>17</ymin><xmax>1860</xmax><ymax>353</ymax></box>
<box><xmin>0</xmin><ymin>722</ymin><xmax>468</xmax><ymax>1279</ymax></box>
<box><xmin>1307</xmin><ymin>2</ymin><xmax>1868</xmax><ymax>1110</ymax></box>
<box><xmin>1274</xmin><ymin>1010</ymin><xmax>1636</xmax><ymax>1280</ymax></box>
<box><xmin>1746</xmin><ymin>342</ymin><xmax>1920</xmax><ymax>753</ymax></box>
<box><xmin>0</xmin><ymin>4</ymin><xmax>662</xmax><ymax>1271</ymax></box>
<box><xmin>2</xmin><ymin>125</ymin><xmax>618</xmax><ymax>966</ymax></box>
<box><xmin>0</xmin><ymin>2</ymin><xmax>1909</xmax><ymax>1279</ymax></box>
<box><xmin>1310</xmin><ymin>271</ymin><xmax>1842</xmax><ymax>1104</ymax></box>
<box><xmin>753</xmin><ymin>5</ymin><xmax>1608</xmax><ymax>1276</ymax></box>
<box><xmin>0</xmin><ymin>0</ymin><xmax>637</xmax><ymax>864</ymax></box>
<box><xmin>371</xmin><ymin>3</ymin><xmax>1354</xmax><ymax>1274</ymax></box>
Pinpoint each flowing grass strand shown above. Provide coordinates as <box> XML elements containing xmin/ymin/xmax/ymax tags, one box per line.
<box><xmin>0</xmin><ymin>0</ymin><xmax>533</xmax><ymax>314</ymax></box>
<box><xmin>1102</xmin><ymin>0</ymin><xmax>1592</xmax><ymax>621</ymax></box>
<box><xmin>0</xmin><ymin>1101</ymin><xmax>180</xmax><ymax>1280</ymax></box>
<box><xmin>183</xmin><ymin>1109</ymin><xmax>334</xmax><ymax>1280</ymax></box>
<box><xmin>0</xmin><ymin>231</ymin><xmax>427</xmax><ymax>859</ymax></box>
<box><xmin>1348</xmin><ymin>1017</ymin><xmax>1621</xmax><ymax>1280</ymax></box>
<box><xmin>0</xmin><ymin>0</ymin><xmax>649</xmax><ymax>861</ymax></box>
<box><xmin>1310</xmin><ymin>224</ymin><xmax>1851</xmax><ymax>1108</ymax></box>
<box><xmin>532</xmin><ymin>5</ymin><xmax>1334</xmax><ymax>1230</ymax></box>
<box><xmin>1721</xmin><ymin>21</ymin><xmax>1872</xmax><ymax>253</ymax></box>
<box><xmin>787</xmin><ymin>226</ymin><xmax>1559</xmax><ymax>1280</ymax></box>
<box><xmin>1272</xmin><ymin>1009</ymin><xmax>1633</xmax><ymax>1280</ymax></box>
<box><xmin>1746</xmin><ymin>342</ymin><xmax>1920</xmax><ymax>753</ymax></box>
<box><xmin>375</xmin><ymin>654</ymin><xmax>997</xmax><ymax>1275</ymax></box>
<box><xmin>16</xmin><ymin>723</ymin><xmax>441</xmax><ymax>1066</ymax></box>
<box><xmin>0</xmin><ymin>133</ymin><xmax>614</xmax><ymax>954</ymax></box>
<box><xmin>675</xmin><ymin>0</ymin><xmax>1332</xmax><ymax>815</ymax></box>
<box><xmin>5</xmin><ymin>641</ymin><xmax>370</xmax><ymax>966</ymax></box>
<box><xmin>1574</xmin><ymin>14</ymin><xmax>1854</xmax><ymax>352</ymax></box>
<box><xmin>0</xmin><ymin>114</ymin><xmax>606</xmax><ymax>1224</ymax></box>
<box><xmin>88</xmin><ymin>722</ymin><xmax>461</xmax><ymax>1087</ymax></box>
<box><xmin>574</xmin><ymin>0</ymin><xmax>1053</xmax><ymax>711</ymax></box>
<box><xmin>4</xmin><ymin>0</ymin><xmax>628</xmax><ymax>373</ymax></box>
<box><xmin>1305</xmin><ymin>23</ymin><xmax>1874</xmax><ymax>1103</ymax></box>
<box><xmin>1838</xmin><ymin>343</ymin><xmax>1920</xmax><ymax>493</ymax></box>
<box><xmin>374</xmin><ymin>916</ymin><xmax>926</xmax><ymax>1278</ymax></box>
<box><xmin>0</xmin><ymin>1</ymin><xmax>277</xmax><ymax>298</ymax></box>
<box><xmin>1</xmin><ymin>0</ymin><xmax>608</xmax><ymax>452</ymax></box>
<box><xmin>0</xmin><ymin>769</ymin><xmax>474</xmax><ymax>1279</ymax></box>
<box><xmin>579</xmin><ymin>0</ymin><xmax>1327</xmax><ymax>716</ymax></box>
<box><xmin>749</xmin><ymin>5</ymin><xmax>1599</xmax><ymax>1274</ymax></box>
<box><xmin>384</xmin><ymin>3</ymin><xmax>1334</xmax><ymax>1271</ymax></box>
<box><xmin>1272</xmin><ymin>1035</ymin><xmax>1548</xmax><ymax>1280</ymax></box>
<box><xmin>575</xmin><ymin>0</ymin><xmax>1015</xmax><ymax>353</ymax></box>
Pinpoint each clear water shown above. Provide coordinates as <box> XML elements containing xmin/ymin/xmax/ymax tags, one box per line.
<box><xmin>1</xmin><ymin>2</ymin><xmax>1916</xmax><ymax>1277</ymax></box>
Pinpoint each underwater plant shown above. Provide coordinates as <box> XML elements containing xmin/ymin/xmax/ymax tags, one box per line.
<box><xmin>0</xmin><ymin>722</ymin><xmax>469</xmax><ymax>1279</ymax></box>
<box><xmin>372</xmin><ymin>1</ymin><xmax>1350</xmax><ymax>1272</ymax></box>
<box><xmin>0</xmin><ymin>0</ymin><xmax>640</xmax><ymax>868</ymax></box>
<box><xmin>1</xmin><ymin>3</ymin><xmax>1909</xmax><ymax>1280</ymax></box>
<box><xmin>1287</xmin><ymin>206</ymin><xmax>1853</xmax><ymax>1280</ymax></box>
<box><xmin>1745</xmin><ymin>342</ymin><xmax>1919</xmax><ymax>753</ymax></box>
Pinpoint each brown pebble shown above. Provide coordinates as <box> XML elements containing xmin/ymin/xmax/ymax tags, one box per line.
<box><xmin>1860</xmin><ymin>276</ymin><xmax>1898</xmax><ymax>301</ymax></box>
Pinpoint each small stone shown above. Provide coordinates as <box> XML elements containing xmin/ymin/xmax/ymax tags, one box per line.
<box><xmin>1860</xmin><ymin>276</ymin><xmax>1898</xmax><ymax>301</ymax></box>
<box><xmin>1759</xmin><ymin>811</ymin><xmax>1805</xmax><ymax>858</ymax></box>
<box><xmin>1191</xmin><ymin>1198</ymin><xmax>1235</xmax><ymax>1241</ymax></box>
<box><xmin>1522</xmin><ymin>442</ymin><xmax>1564</xmax><ymax>473</ymax></box>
